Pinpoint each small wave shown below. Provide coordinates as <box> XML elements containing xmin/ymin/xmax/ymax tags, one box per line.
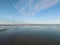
<box><xmin>0</xmin><ymin>29</ymin><xmax>8</xmax><ymax>31</ymax></box>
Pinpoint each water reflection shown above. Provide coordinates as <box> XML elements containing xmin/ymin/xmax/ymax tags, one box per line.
<box><xmin>0</xmin><ymin>26</ymin><xmax>60</xmax><ymax>45</ymax></box>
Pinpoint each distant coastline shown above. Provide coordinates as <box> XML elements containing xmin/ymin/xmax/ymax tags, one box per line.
<box><xmin>0</xmin><ymin>24</ymin><xmax>60</xmax><ymax>26</ymax></box>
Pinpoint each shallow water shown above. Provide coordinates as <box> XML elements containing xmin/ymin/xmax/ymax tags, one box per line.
<box><xmin>0</xmin><ymin>26</ymin><xmax>60</xmax><ymax>45</ymax></box>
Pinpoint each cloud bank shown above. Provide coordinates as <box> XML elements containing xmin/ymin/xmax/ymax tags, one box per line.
<box><xmin>0</xmin><ymin>20</ymin><xmax>18</xmax><ymax>24</ymax></box>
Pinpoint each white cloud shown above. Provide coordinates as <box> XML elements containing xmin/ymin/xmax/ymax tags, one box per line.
<box><xmin>11</xmin><ymin>0</ymin><xmax>59</xmax><ymax>16</ymax></box>
<box><xmin>23</xmin><ymin>20</ymin><xmax>60</xmax><ymax>24</ymax></box>
<box><xmin>0</xmin><ymin>20</ymin><xmax>17</xmax><ymax>24</ymax></box>
<box><xmin>31</xmin><ymin>0</ymin><xmax>59</xmax><ymax>15</ymax></box>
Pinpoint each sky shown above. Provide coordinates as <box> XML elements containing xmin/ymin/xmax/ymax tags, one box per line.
<box><xmin>0</xmin><ymin>0</ymin><xmax>60</xmax><ymax>24</ymax></box>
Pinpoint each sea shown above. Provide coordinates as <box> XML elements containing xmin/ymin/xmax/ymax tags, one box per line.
<box><xmin>0</xmin><ymin>25</ymin><xmax>60</xmax><ymax>45</ymax></box>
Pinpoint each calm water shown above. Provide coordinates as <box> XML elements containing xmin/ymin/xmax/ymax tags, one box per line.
<box><xmin>0</xmin><ymin>26</ymin><xmax>60</xmax><ymax>45</ymax></box>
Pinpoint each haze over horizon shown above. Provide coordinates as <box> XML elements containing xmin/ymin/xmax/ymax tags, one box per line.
<box><xmin>0</xmin><ymin>0</ymin><xmax>60</xmax><ymax>24</ymax></box>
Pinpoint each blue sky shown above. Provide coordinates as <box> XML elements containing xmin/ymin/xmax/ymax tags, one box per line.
<box><xmin>0</xmin><ymin>0</ymin><xmax>60</xmax><ymax>24</ymax></box>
